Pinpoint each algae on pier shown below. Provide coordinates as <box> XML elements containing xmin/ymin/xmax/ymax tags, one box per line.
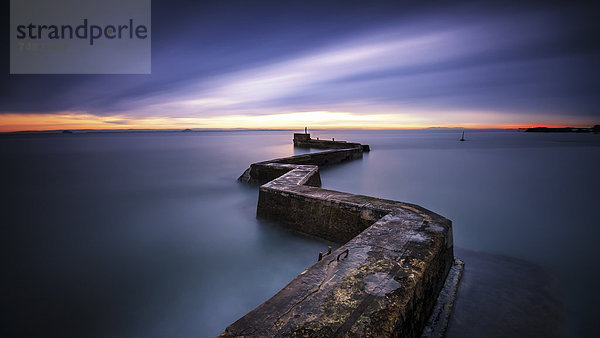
<box><xmin>224</xmin><ymin>133</ymin><xmax>462</xmax><ymax>337</ymax></box>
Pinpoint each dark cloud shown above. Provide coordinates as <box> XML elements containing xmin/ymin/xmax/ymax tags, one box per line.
<box><xmin>1</xmin><ymin>0</ymin><xmax>599</xmax><ymax>124</ymax></box>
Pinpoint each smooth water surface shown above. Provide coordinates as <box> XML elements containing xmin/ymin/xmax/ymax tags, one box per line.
<box><xmin>314</xmin><ymin>129</ymin><xmax>600</xmax><ymax>337</ymax></box>
<box><xmin>2</xmin><ymin>130</ymin><xmax>599</xmax><ymax>337</ymax></box>
<box><xmin>1</xmin><ymin>131</ymin><xmax>336</xmax><ymax>337</ymax></box>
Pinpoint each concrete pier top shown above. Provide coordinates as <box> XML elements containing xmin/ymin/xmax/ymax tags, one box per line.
<box><xmin>292</xmin><ymin>133</ymin><xmax>370</xmax><ymax>152</ymax></box>
<box><xmin>225</xmin><ymin>134</ymin><xmax>460</xmax><ymax>337</ymax></box>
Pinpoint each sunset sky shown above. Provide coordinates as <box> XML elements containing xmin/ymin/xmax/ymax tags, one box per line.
<box><xmin>2</xmin><ymin>0</ymin><xmax>599</xmax><ymax>132</ymax></box>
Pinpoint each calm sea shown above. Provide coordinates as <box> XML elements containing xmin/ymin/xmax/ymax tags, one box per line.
<box><xmin>1</xmin><ymin>130</ymin><xmax>599</xmax><ymax>337</ymax></box>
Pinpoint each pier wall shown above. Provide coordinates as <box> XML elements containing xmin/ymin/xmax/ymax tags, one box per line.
<box><xmin>293</xmin><ymin>132</ymin><xmax>371</xmax><ymax>151</ymax></box>
<box><xmin>238</xmin><ymin>146</ymin><xmax>363</xmax><ymax>185</ymax></box>
<box><xmin>224</xmin><ymin>134</ymin><xmax>460</xmax><ymax>337</ymax></box>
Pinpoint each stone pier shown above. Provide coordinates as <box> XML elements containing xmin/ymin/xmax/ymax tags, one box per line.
<box><xmin>292</xmin><ymin>133</ymin><xmax>370</xmax><ymax>151</ymax></box>
<box><xmin>224</xmin><ymin>134</ymin><xmax>462</xmax><ymax>337</ymax></box>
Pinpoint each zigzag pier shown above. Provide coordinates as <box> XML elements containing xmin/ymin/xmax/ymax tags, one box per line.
<box><xmin>223</xmin><ymin>133</ymin><xmax>463</xmax><ymax>337</ymax></box>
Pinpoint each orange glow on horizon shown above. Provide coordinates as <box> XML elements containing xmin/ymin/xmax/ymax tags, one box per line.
<box><xmin>0</xmin><ymin>112</ymin><xmax>592</xmax><ymax>133</ymax></box>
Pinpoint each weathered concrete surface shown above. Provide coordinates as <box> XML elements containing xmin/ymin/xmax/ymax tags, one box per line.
<box><xmin>293</xmin><ymin>133</ymin><xmax>370</xmax><ymax>152</ymax></box>
<box><xmin>422</xmin><ymin>258</ymin><xmax>464</xmax><ymax>338</ymax></box>
<box><xmin>238</xmin><ymin>148</ymin><xmax>363</xmax><ymax>185</ymax></box>
<box><xmin>223</xmin><ymin>134</ymin><xmax>457</xmax><ymax>337</ymax></box>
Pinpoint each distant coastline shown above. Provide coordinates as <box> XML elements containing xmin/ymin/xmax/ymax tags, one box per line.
<box><xmin>2</xmin><ymin>126</ymin><xmax>599</xmax><ymax>136</ymax></box>
<box><xmin>525</xmin><ymin>125</ymin><xmax>600</xmax><ymax>133</ymax></box>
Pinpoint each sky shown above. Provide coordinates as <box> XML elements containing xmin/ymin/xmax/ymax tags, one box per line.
<box><xmin>1</xmin><ymin>0</ymin><xmax>599</xmax><ymax>131</ymax></box>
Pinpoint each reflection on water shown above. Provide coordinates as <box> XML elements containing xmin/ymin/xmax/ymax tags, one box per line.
<box><xmin>1</xmin><ymin>130</ymin><xmax>599</xmax><ymax>337</ymax></box>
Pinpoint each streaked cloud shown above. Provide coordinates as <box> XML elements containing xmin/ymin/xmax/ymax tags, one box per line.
<box><xmin>1</xmin><ymin>1</ymin><xmax>598</xmax><ymax>130</ymax></box>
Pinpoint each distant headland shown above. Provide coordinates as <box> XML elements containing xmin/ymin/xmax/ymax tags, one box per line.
<box><xmin>525</xmin><ymin>125</ymin><xmax>600</xmax><ymax>133</ymax></box>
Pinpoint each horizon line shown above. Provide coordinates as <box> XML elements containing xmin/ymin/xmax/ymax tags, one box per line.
<box><xmin>2</xmin><ymin>124</ymin><xmax>596</xmax><ymax>134</ymax></box>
